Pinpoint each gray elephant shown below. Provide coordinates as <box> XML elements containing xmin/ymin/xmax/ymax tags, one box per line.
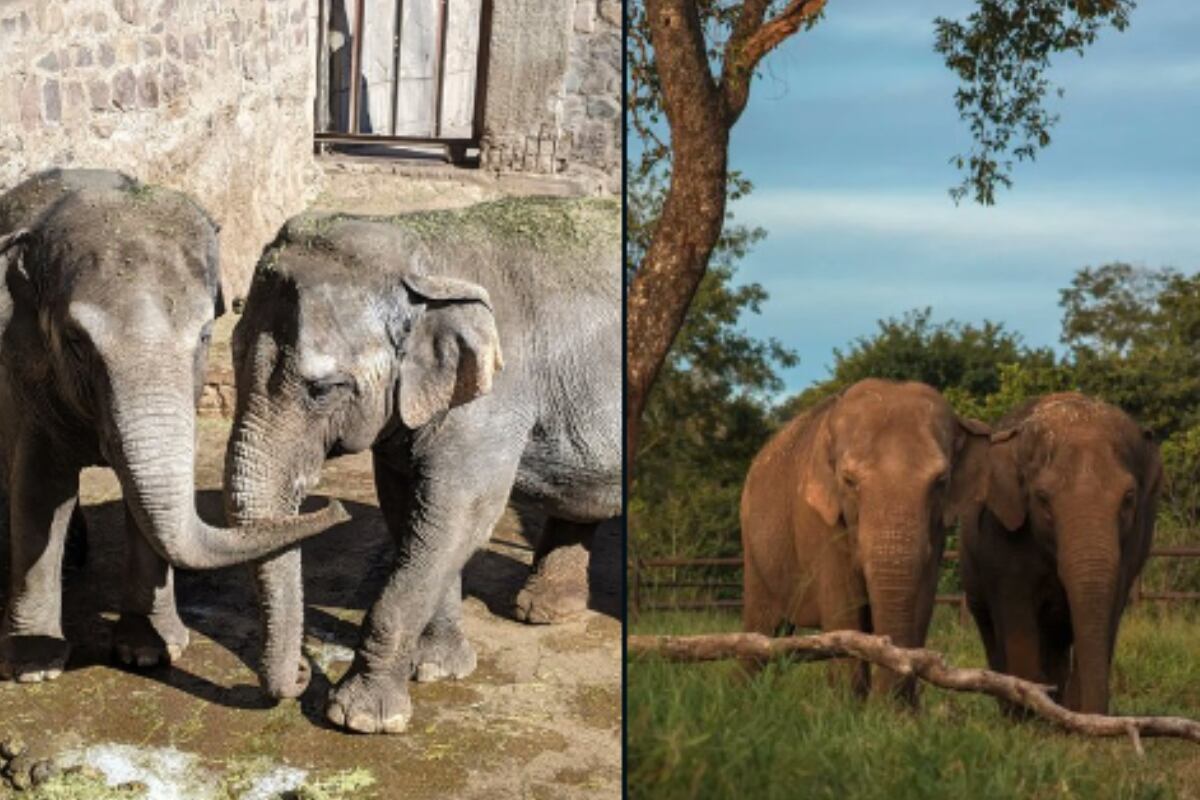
<box><xmin>0</xmin><ymin>169</ymin><xmax>346</xmax><ymax>682</ymax></box>
<box><xmin>960</xmin><ymin>393</ymin><xmax>1161</xmax><ymax>714</ymax></box>
<box><xmin>741</xmin><ymin>379</ymin><xmax>991</xmax><ymax>700</ymax></box>
<box><xmin>224</xmin><ymin>196</ymin><xmax>620</xmax><ymax>733</ymax></box>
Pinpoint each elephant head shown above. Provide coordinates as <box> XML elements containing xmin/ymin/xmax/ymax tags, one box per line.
<box><xmin>0</xmin><ymin>179</ymin><xmax>346</xmax><ymax>570</ymax></box>
<box><xmin>805</xmin><ymin>380</ymin><xmax>991</xmax><ymax>694</ymax></box>
<box><xmin>982</xmin><ymin>393</ymin><xmax>1161</xmax><ymax>714</ymax></box>
<box><xmin>224</xmin><ymin>227</ymin><xmax>502</xmax><ymax>697</ymax></box>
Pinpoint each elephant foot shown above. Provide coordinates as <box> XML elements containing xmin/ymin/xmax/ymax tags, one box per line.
<box><xmin>412</xmin><ymin>627</ymin><xmax>477</xmax><ymax>683</ymax></box>
<box><xmin>260</xmin><ymin>654</ymin><xmax>312</xmax><ymax>700</ymax></box>
<box><xmin>326</xmin><ymin>668</ymin><xmax>412</xmax><ymax>735</ymax></box>
<box><xmin>514</xmin><ymin>543</ymin><xmax>590</xmax><ymax>624</ymax></box>
<box><xmin>112</xmin><ymin>612</ymin><xmax>190</xmax><ymax>668</ymax></box>
<box><xmin>0</xmin><ymin>634</ymin><xmax>70</xmax><ymax>683</ymax></box>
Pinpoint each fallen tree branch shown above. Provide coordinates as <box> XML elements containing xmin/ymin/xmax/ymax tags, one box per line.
<box><xmin>628</xmin><ymin>630</ymin><xmax>1200</xmax><ymax>745</ymax></box>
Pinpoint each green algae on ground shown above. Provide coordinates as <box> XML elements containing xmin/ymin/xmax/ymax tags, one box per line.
<box><xmin>287</xmin><ymin>768</ymin><xmax>377</xmax><ymax>800</ymax></box>
<box><xmin>570</xmin><ymin>684</ymin><xmax>622</xmax><ymax>732</ymax></box>
<box><xmin>286</xmin><ymin>195</ymin><xmax>619</xmax><ymax>256</ymax></box>
<box><xmin>13</xmin><ymin>769</ymin><xmax>140</xmax><ymax>800</ymax></box>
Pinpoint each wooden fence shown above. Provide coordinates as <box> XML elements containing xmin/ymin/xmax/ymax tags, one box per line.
<box><xmin>630</xmin><ymin>547</ymin><xmax>1200</xmax><ymax>620</ymax></box>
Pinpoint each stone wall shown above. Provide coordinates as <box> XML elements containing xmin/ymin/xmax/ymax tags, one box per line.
<box><xmin>0</xmin><ymin>0</ymin><xmax>319</xmax><ymax>298</ymax></box>
<box><xmin>480</xmin><ymin>0</ymin><xmax>621</xmax><ymax>194</ymax></box>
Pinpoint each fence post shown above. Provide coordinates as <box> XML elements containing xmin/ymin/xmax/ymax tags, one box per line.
<box><xmin>959</xmin><ymin>593</ymin><xmax>969</xmax><ymax>626</ymax></box>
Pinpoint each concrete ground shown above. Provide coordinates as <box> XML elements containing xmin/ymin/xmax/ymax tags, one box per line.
<box><xmin>0</xmin><ymin>160</ymin><xmax>622</xmax><ymax>799</ymax></box>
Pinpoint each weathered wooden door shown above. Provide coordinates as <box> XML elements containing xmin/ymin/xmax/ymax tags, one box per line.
<box><xmin>315</xmin><ymin>0</ymin><xmax>488</xmax><ymax>154</ymax></box>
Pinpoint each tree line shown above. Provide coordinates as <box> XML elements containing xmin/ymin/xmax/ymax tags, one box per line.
<box><xmin>630</xmin><ymin>262</ymin><xmax>1200</xmax><ymax>562</ymax></box>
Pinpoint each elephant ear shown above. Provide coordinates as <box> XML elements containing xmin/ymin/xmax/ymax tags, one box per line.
<box><xmin>943</xmin><ymin>417</ymin><xmax>992</xmax><ymax>527</ymax></box>
<box><xmin>984</xmin><ymin>428</ymin><xmax>1026</xmax><ymax>531</ymax></box>
<box><xmin>1129</xmin><ymin>440</ymin><xmax>1163</xmax><ymax>576</ymax></box>
<box><xmin>0</xmin><ymin>228</ymin><xmax>32</xmax><ymax>333</ymax></box>
<box><xmin>801</xmin><ymin>411</ymin><xmax>841</xmax><ymax>528</ymax></box>
<box><xmin>396</xmin><ymin>274</ymin><xmax>504</xmax><ymax>429</ymax></box>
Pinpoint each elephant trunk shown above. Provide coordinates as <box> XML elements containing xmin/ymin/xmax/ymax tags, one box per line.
<box><xmin>1059</xmin><ymin>517</ymin><xmax>1120</xmax><ymax>715</ymax></box>
<box><xmin>224</xmin><ymin>396</ymin><xmax>312</xmax><ymax>699</ymax></box>
<box><xmin>108</xmin><ymin>372</ymin><xmax>346</xmax><ymax>572</ymax></box>
<box><xmin>861</xmin><ymin>512</ymin><xmax>928</xmax><ymax>700</ymax></box>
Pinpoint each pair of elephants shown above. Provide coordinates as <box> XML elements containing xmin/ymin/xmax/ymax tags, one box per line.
<box><xmin>741</xmin><ymin>378</ymin><xmax>1160</xmax><ymax>715</ymax></box>
<box><xmin>0</xmin><ymin>169</ymin><xmax>620</xmax><ymax>735</ymax></box>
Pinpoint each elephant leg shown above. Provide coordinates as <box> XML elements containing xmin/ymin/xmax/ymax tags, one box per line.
<box><xmin>969</xmin><ymin>602</ymin><xmax>1004</xmax><ymax>673</ymax></box>
<box><xmin>411</xmin><ymin>572</ymin><xmax>477</xmax><ymax>683</ymax></box>
<box><xmin>818</xmin><ymin>559</ymin><xmax>869</xmax><ymax>698</ymax></box>
<box><xmin>326</xmin><ymin>438</ymin><xmax>524</xmax><ymax>734</ymax></box>
<box><xmin>513</xmin><ymin>517</ymin><xmax>594</xmax><ymax>624</ymax></box>
<box><xmin>112</xmin><ymin>505</ymin><xmax>190</xmax><ymax>667</ymax></box>
<box><xmin>0</xmin><ymin>432</ymin><xmax>76</xmax><ymax>682</ymax></box>
<box><xmin>991</xmin><ymin>599</ymin><xmax>1047</xmax><ymax>718</ymax></box>
<box><xmin>1042</xmin><ymin>638</ymin><xmax>1072</xmax><ymax>706</ymax></box>
<box><xmin>737</xmin><ymin>563</ymin><xmax>783</xmax><ymax>681</ymax></box>
<box><xmin>63</xmin><ymin>501</ymin><xmax>88</xmax><ymax>572</ymax></box>
<box><xmin>998</xmin><ymin>604</ymin><xmax>1044</xmax><ymax>684</ymax></box>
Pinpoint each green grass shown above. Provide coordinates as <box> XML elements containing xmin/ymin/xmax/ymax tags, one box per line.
<box><xmin>628</xmin><ymin>608</ymin><xmax>1200</xmax><ymax>800</ymax></box>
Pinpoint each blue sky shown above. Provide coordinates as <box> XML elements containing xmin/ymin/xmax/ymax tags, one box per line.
<box><xmin>723</xmin><ymin>1</ymin><xmax>1200</xmax><ymax>395</ymax></box>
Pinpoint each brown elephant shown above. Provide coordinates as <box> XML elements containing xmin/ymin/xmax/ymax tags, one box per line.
<box><xmin>960</xmin><ymin>392</ymin><xmax>1161</xmax><ymax>714</ymax></box>
<box><xmin>740</xmin><ymin>378</ymin><xmax>991</xmax><ymax>699</ymax></box>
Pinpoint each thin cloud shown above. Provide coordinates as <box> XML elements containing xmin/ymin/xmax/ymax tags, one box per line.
<box><xmin>736</xmin><ymin>188</ymin><xmax>1200</xmax><ymax>259</ymax></box>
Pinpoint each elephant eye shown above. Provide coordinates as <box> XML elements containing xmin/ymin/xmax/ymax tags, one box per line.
<box><xmin>841</xmin><ymin>472</ymin><xmax>859</xmax><ymax>490</ymax></box>
<box><xmin>1122</xmin><ymin>489</ymin><xmax>1136</xmax><ymax>509</ymax></box>
<box><xmin>306</xmin><ymin>375</ymin><xmax>352</xmax><ymax>402</ymax></box>
<box><xmin>1034</xmin><ymin>488</ymin><xmax>1051</xmax><ymax>508</ymax></box>
<box><xmin>199</xmin><ymin>323</ymin><xmax>213</xmax><ymax>345</ymax></box>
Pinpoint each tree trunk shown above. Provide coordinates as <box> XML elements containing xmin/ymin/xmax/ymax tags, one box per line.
<box><xmin>626</xmin><ymin>0</ymin><xmax>731</xmax><ymax>466</ymax></box>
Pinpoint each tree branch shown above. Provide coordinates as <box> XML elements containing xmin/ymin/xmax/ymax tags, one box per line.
<box><xmin>629</xmin><ymin>630</ymin><xmax>1200</xmax><ymax>745</ymax></box>
<box><xmin>721</xmin><ymin>0</ymin><xmax>826</xmax><ymax>120</ymax></box>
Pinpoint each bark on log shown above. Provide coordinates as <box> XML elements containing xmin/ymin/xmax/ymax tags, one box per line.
<box><xmin>628</xmin><ymin>630</ymin><xmax>1200</xmax><ymax>745</ymax></box>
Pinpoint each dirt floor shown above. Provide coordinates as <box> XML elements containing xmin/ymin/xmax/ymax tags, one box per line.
<box><xmin>0</xmin><ymin>159</ymin><xmax>623</xmax><ymax>799</ymax></box>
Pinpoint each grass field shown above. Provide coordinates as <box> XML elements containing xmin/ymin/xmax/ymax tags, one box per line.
<box><xmin>628</xmin><ymin>607</ymin><xmax>1200</xmax><ymax>799</ymax></box>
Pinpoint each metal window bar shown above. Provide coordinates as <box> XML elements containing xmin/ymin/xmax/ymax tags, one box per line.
<box><xmin>314</xmin><ymin>0</ymin><xmax>487</xmax><ymax>161</ymax></box>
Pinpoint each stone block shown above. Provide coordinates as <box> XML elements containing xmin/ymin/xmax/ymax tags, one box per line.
<box><xmin>63</xmin><ymin>81</ymin><xmax>86</xmax><ymax>125</ymax></box>
<box><xmin>574</xmin><ymin>0</ymin><xmax>595</xmax><ymax>34</ymax></box>
<box><xmin>42</xmin><ymin>80</ymin><xmax>61</xmax><ymax>124</ymax></box>
<box><xmin>112</xmin><ymin>68</ymin><xmax>136</xmax><ymax>110</ymax></box>
<box><xmin>19</xmin><ymin>76</ymin><xmax>40</xmax><ymax>127</ymax></box>
<box><xmin>160</xmin><ymin>59</ymin><xmax>185</xmax><ymax>99</ymax></box>
<box><xmin>37</xmin><ymin>4</ymin><xmax>64</xmax><ymax>34</ymax></box>
<box><xmin>183</xmin><ymin>32</ymin><xmax>201</xmax><ymax>63</ymax></box>
<box><xmin>115</xmin><ymin>35</ymin><xmax>138</xmax><ymax>64</ymax></box>
<box><xmin>137</xmin><ymin>69</ymin><xmax>159</xmax><ymax>108</ymax></box>
<box><xmin>114</xmin><ymin>0</ymin><xmax>141</xmax><ymax>26</ymax></box>
<box><xmin>598</xmin><ymin>0</ymin><xmax>620</xmax><ymax>26</ymax></box>
<box><xmin>88</xmin><ymin>78</ymin><xmax>111</xmax><ymax>110</ymax></box>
